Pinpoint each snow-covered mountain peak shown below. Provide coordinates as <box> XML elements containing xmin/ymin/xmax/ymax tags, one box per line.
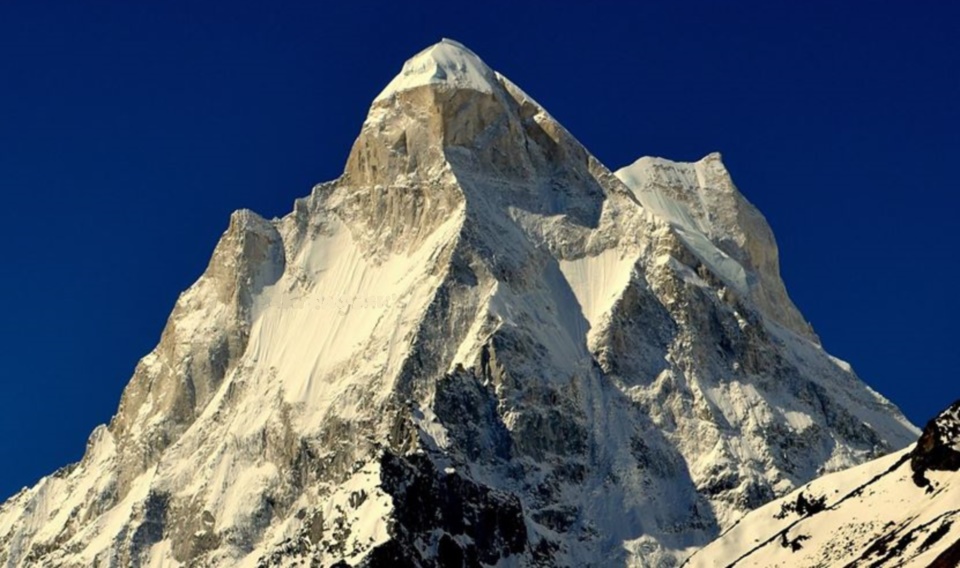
<box><xmin>0</xmin><ymin>40</ymin><xmax>921</xmax><ymax>567</ymax></box>
<box><xmin>375</xmin><ymin>38</ymin><xmax>497</xmax><ymax>102</ymax></box>
<box><xmin>347</xmin><ymin>40</ymin><xmax>624</xmax><ymax>254</ymax></box>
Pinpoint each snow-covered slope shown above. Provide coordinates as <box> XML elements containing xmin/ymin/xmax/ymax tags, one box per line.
<box><xmin>685</xmin><ymin>400</ymin><xmax>960</xmax><ymax>568</ymax></box>
<box><xmin>0</xmin><ymin>39</ymin><xmax>918</xmax><ymax>567</ymax></box>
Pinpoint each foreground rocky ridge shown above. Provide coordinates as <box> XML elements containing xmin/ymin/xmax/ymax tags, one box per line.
<box><xmin>0</xmin><ymin>39</ymin><xmax>918</xmax><ymax>567</ymax></box>
<box><xmin>685</xmin><ymin>400</ymin><xmax>960</xmax><ymax>568</ymax></box>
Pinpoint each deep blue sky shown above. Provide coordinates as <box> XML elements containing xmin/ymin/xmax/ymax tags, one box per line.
<box><xmin>0</xmin><ymin>2</ymin><xmax>957</xmax><ymax>500</ymax></box>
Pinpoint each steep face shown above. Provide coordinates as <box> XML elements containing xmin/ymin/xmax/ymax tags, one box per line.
<box><xmin>0</xmin><ymin>40</ymin><xmax>919</xmax><ymax>568</ymax></box>
<box><xmin>686</xmin><ymin>400</ymin><xmax>960</xmax><ymax>568</ymax></box>
<box><xmin>110</xmin><ymin>211</ymin><xmax>286</xmax><ymax>487</ymax></box>
<box><xmin>0</xmin><ymin>210</ymin><xmax>287</xmax><ymax>566</ymax></box>
<box><xmin>615</xmin><ymin>154</ymin><xmax>815</xmax><ymax>342</ymax></box>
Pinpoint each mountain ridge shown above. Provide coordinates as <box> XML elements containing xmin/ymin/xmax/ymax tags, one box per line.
<box><xmin>684</xmin><ymin>399</ymin><xmax>960</xmax><ymax>567</ymax></box>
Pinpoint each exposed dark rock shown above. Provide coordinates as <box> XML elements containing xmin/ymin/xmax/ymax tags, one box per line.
<box><xmin>436</xmin><ymin>533</ymin><xmax>467</xmax><ymax>568</ymax></box>
<box><xmin>129</xmin><ymin>491</ymin><xmax>170</xmax><ymax>565</ymax></box>
<box><xmin>433</xmin><ymin>370</ymin><xmax>512</xmax><ymax>462</ymax></box>
<box><xmin>795</xmin><ymin>492</ymin><xmax>827</xmax><ymax>517</ymax></box>
<box><xmin>375</xmin><ymin>451</ymin><xmax>531</xmax><ymax>566</ymax></box>
<box><xmin>919</xmin><ymin>519</ymin><xmax>954</xmax><ymax>554</ymax></box>
<box><xmin>911</xmin><ymin>400</ymin><xmax>960</xmax><ymax>490</ymax></box>
<box><xmin>926</xmin><ymin>536</ymin><xmax>960</xmax><ymax>568</ymax></box>
<box><xmin>779</xmin><ymin>531</ymin><xmax>810</xmax><ymax>552</ymax></box>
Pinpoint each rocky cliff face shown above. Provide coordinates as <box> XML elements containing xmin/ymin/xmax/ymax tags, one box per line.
<box><xmin>0</xmin><ymin>39</ymin><xmax>918</xmax><ymax>567</ymax></box>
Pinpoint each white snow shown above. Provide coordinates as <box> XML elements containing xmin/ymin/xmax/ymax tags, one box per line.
<box><xmin>375</xmin><ymin>38</ymin><xmax>496</xmax><ymax>102</ymax></box>
<box><xmin>414</xmin><ymin>405</ymin><xmax>451</xmax><ymax>450</ymax></box>
<box><xmin>559</xmin><ymin>247</ymin><xmax>638</xmax><ymax>334</ymax></box>
<box><xmin>448</xmin><ymin>283</ymin><xmax>498</xmax><ymax>371</ymax></box>
<box><xmin>145</xmin><ymin>540</ymin><xmax>178</xmax><ymax>568</ymax></box>
<box><xmin>245</xmin><ymin>208</ymin><xmax>464</xmax><ymax>432</ymax></box>
<box><xmin>782</xmin><ymin>410</ymin><xmax>815</xmax><ymax>432</ymax></box>
<box><xmin>673</xmin><ymin>224</ymin><xmax>750</xmax><ymax>293</ymax></box>
<box><xmin>320</xmin><ymin>463</ymin><xmax>393</xmax><ymax>566</ymax></box>
<box><xmin>487</xmin><ymin>266</ymin><xmax>592</xmax><ymax>374</ymax></box>
<box><xmin>616</xmin><ymin>157</ymin><xmax>705</xmax><ymax>231</ymax></box>
<box><xmin>213</xmin><ymin>462</ymin><xmax>280</xmax><ymax>534</ymax></box>
<box><xmin>80</xmin><ymin>467</ymin><xmax>157</xmax><ymax>564</ymax></box>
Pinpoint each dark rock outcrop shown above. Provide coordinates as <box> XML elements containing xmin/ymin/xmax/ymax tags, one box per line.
<box><xmin>911</xmin><ymin>400</ymin><xmax>960</xmax><ymax>490</ymax></box>
<box><xmin>361</xmin><ymin>452</ymin><xmax>530</xmax><ymax>567</ymax></box>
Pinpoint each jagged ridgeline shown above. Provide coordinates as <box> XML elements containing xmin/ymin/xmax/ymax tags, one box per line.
<box><xmin>0</xmin><ymin>39</ymin><xmax>917</xmax><ymax>567</ymax></box>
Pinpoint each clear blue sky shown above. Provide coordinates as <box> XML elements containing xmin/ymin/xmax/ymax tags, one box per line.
<box><xmin>0</xmin><ymin>1</ymin><xmax>957</xmax><ymax>500</ymax></box>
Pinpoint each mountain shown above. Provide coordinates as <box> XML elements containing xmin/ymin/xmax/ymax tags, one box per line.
<box><xmin>685</xmin><ymin>400</ymin><xmax>960</xmax><ymax>567</ymax></box>
<box><xmin>0</xmin><ymin>39</ymin><xmax>918</xmax><ymax>567</ymax></box>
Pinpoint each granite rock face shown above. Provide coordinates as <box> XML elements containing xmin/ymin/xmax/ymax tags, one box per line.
<box><xmin>0</xmin><ymin>39</ymin><xmax>918</xmax><ymax>567</ymax></box>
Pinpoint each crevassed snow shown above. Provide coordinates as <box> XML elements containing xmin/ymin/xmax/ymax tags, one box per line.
<box><xmin>375</xmin><ymin>38</ymin><xmax>496</xmax><ymax>102</ymax></box>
